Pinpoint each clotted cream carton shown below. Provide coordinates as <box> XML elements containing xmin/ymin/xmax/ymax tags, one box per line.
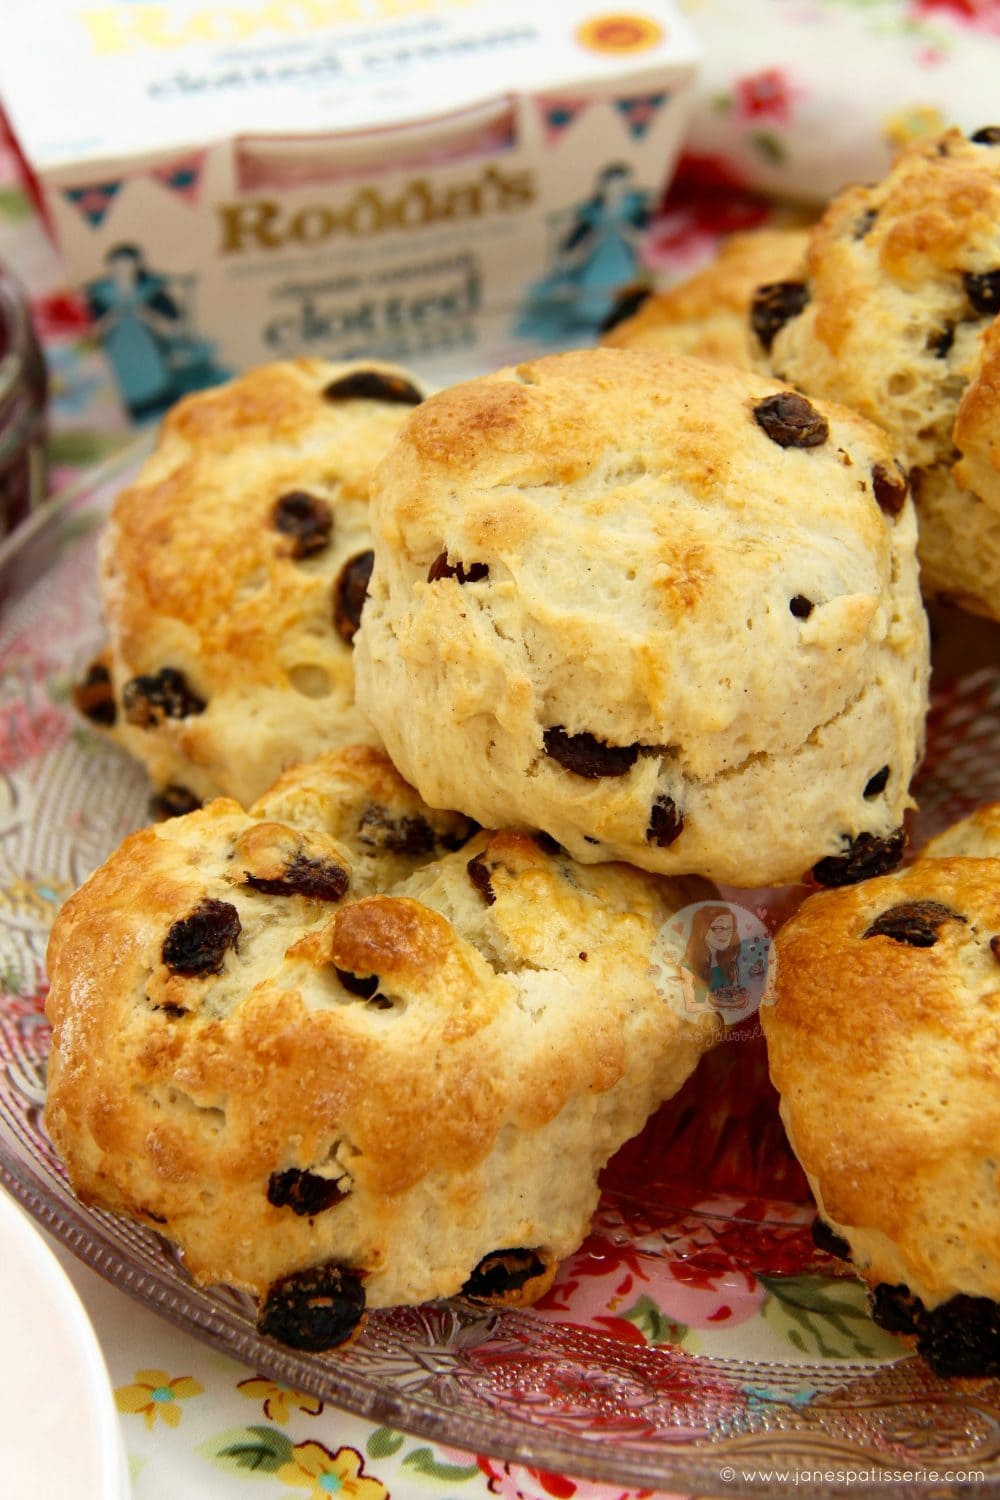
<box><xmin>0</xmin><ymin>1</ymin><xmax>699</xmax><ymax>416</ymax></box>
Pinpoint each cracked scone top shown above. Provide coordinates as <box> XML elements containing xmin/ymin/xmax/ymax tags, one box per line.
<box><xmin>353</xmin><ymin>347</ymin><xmax>929</xmax><ymax>887</ymax></box>
<box><xmin>89</xmin><ymin>357</ymin><xmax>429</xmax><ymax>809</ymax></box>
<box><xmin>764</xmin><ymin>817</ymin><xmax>1000</xmax><ymax>1377</ymax></box>
<box><xmin>752</xmin><ymin>126</ymin><xmax>1000</xmax><ymax>620</ymax></box>
<box><xmin>44</xmin><ymin>746</ymin><xmax>718</xmax><ymax>1350</ymax></box>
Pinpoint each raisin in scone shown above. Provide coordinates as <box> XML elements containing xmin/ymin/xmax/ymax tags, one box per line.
<box><xmin>603</xmin><ymin>226</ymin><xmax>809</xmax><ymax>369</ymax></box>
<box><xmin>764</xmin><ymin>848</ymin><xmax>1000</xmax><ymax>1375</ymax></box>
<box><xmin>353</xmin><ymin>347</ymin><xmax>929</xmax><ymax>888</ymax></box>
<box><xmin>752</xmin><ymin>126</ymin><xmax>1000</xmax><ymax>620</ymax></box>
<box><xmin>44</xmin><ymin>747</ymin><xmax>718</xmax><ymax>1350</ymax></box>
<box><xmin>84</xmin><ymin>358</ymin><xmax>429</xmax><ymax>810</ymax></box>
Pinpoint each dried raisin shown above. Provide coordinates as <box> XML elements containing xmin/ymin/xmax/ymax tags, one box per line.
<box><xmin>162</xmin><ymin>899</ymin><xmax>241</xmax><ymax>976</ymax></box>
<box><xmin>863</xmin><ymin>766</ymin><xmax>890</xmax><ymax>799</ymax></box>
<box><xmin>869</xmin><ymin>1281</ymin><xmax>920</xmax><ymax>1335</ymax></box>
<box><xmin>863</xmin><ymin>899</ymin><xmax>964</xmax><ymax>947</ymax></box>
<box><xmin>543</xmin><ymin>726</ymin><xmax>640</xmax><ymax>778</ymax></box>
<box><xmin>646</xmin><ymin>795</ymin><xmax>683</xmax><ymax>848</ymax></box>
<box><xmin>427</xmin><ymin>553</ymin><xmax>489</xmax><ymax>584</ymax></box>
<box><xmin>257</xmin><ymin>1263</ymin><xmax>366</xmax><ymax>1351</ymax></box>
<box><xmin>869</xmin><ymin>1283</ymin><xmax>1000</xmax><ymax>1377</ymax></box>
<box><xmin>753</xmin><ymin>392</ymin><xmax>829</xmax><ymax>449</ymax></box>
<box><xmin>812</xmin><ymin>828</ymin><xmax>906</xmax><ymax>886</ymax></box>
<box><xmin>964</xmin><ymin>270</ymin><xmax>1000</xmax><ymax>317</ymax></box>
<box><xmin>358</xmin><ymin>805</ymin><xmax>435</xmax><ymax>855</ymax></box>
<box><xmin>750</xmin><ymin>282</ymin><xmax>809</xmax><ymax>352</ymax></box>
<box><xmin>323</xmin><ymin>369</ymin><xmax>423</xmax><ymax>405</ymax></box>
<box><xmin>853</xmin><ymin>208</ymin><xmax>878</xmax><ymax>240</ymax></box>
<box><xmin>811</xmin><ymin>1218</ymin><xmax>851</xmax><ymax>1261</ymax></box>
<box><xmin>335</xmin><ymin>968</ymin><xmax>381</xmax><ymax>1000</ymax></box>
<box><xmin>73</xmin><ymin>659</ymin><xmax>116</xmax><ymax>726</ymax></box>
<box><xmin>244</xmin><ymin>853</ymin><xmax>349</xmax><ymax>902</ymax></box>
<box><xmin>333</xmin><ymin>549</ymin><xmax>374</xmax><ymax>645</ymax></box>
<box><xmin>151</xmin><ymin>785</ymin><xmax>201</xmax><ymax>820</ymax></box>
<box><xmin>122</xmin><ymin>668</ymin><xmax>206</xmax><ymax>727</ymax></box>
<box><xmin>267</xmin><ymin>1168</ymin><xmax>347</xmax><ymax>1217</ymax></box>
<box><xmin>872</xmin><ymin>463</ymin><xmax>907</xmax><ymax>517</ymax></box>
<box><xmin>926</xmin><ymin>324</ymin><xmax>955</xmax><ymax>358</ymax></box>
<box><xmin>272</xmin><ymin>491</ymin><xmax>333</xmax><ymax>558</ymax></box>
<box><xmin>467</xmin><ymin>852</ymin><xmax>496</xmax><ymax>905</ymax></box>
<box><xmin>599</xmin><ymin>283</ymin><xmax>652</xmax><ymax>334</ymax></box>
<box><xmin>462</xmin><ymin>1248</ymin><xmax>547</xmax><ymax>1301</ymax></box>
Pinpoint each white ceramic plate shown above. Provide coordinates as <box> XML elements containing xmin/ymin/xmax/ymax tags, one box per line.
<box><xmin>0</xmin><ymin>1186</ymin><xmax>130</xmax><ymax>1500</ymax></box>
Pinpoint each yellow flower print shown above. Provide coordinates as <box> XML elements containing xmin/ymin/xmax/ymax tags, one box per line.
<box><xmin>237</xmin><ymin>1376</ymin><xmax>323</xmax><ymax>1424</ymax></box>
<box><xmin>277</xmin><ymin>1440</ymin><xmax>388</xmax><ymax>1500</ymax></box>
<box><xmin>115</xmin><ymin>1368</ymin><xmax>204</xmax><ymax>1430</ymax></box>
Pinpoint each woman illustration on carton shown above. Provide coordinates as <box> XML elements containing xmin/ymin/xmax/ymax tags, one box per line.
<box><xmin>86</xmin><ymin>244</ymin><xmax>228</xmax><ymax>419</ymax></box>
<box><xmin>515</xmin><ymin>162</ymin><xmax>650</xmax><ymax>340</ymax></box>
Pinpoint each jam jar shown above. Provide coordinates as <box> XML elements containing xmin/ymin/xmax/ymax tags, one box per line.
<box><xmin>0</xmin><ymin>264</ymin><xmax>47</xmax><ymax>540</ymax></box>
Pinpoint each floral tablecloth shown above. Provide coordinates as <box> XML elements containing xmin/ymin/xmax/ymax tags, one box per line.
<box><xmin>2</xmin><ymin>6</ymin><xmax>997</xmax><ymax>1497</ymax></box>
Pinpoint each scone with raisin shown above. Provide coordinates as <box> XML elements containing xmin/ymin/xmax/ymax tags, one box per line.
<box><xmin>354</xmin><ymin>347</ymin><xmax>929</xmax><ymax>888</ymax></box>
<box><xmin>603</xmin><ymin>226</ymin><xmax>809</xmax><ymax>369</ymax></box>
<box><xmin>752</xmin><ymin>126</ymin><xmax>1000</xmax><ymax>620</ymax></box>
<box><xmin>765</xmin><ymin>839</ymin><xmax>1000</xmax><ymax>1375</ymax></box>
<box><xmin>44</xmin><ymin>746</ymin><xmax>718</xmax><ymax>1350</ymax></box>
<box><xmin>82</xmin><ymin>358</ymin><xmax>429</xmax><ymax>810</ymax></box>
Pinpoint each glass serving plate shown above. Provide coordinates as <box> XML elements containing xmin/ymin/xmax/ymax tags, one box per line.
<box><xmin>2</xmin><ymin>439</ymin><xmax>1000</xmax><ymax>1499</ymax></box>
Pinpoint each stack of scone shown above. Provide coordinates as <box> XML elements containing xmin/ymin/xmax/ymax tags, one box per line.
<box><xmin>605</xmin><ymin>121</ymin><xmax>1000</xmax><ymax>1375</ymax></box>
<box><xmin>49</xmin><ymin>126</ymin><xmax>1000</xmax><ymax>1370</ymax></box>
<box><xmin>51</xmin><ymin>339</ymin><xmax>931</xmax><ymax>1351</ymax></box>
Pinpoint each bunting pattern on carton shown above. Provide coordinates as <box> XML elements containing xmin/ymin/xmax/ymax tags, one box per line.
<box><xmin>614</xmin><ymin>92</ymin><xmax>670</xmax><ymax>139</ymax></box>
<box><xmin>537</xmin><ymin>95</ymin><xmax>593</xmax><ymax>145</ymax></box>
<box><xmin>63</xmin><ymin>150</ymin><xmax>208</xmax><ymax>225</ymax></box>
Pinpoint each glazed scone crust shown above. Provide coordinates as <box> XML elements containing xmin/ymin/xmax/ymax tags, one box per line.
<box><xmin>764</xmin><ymin>857</ymin><xmax>1000</xmax><ymax>1308</ymax></box>
<box><xmin>354</xmin><ymin>347</ymin><xmax>929</xmax><ymax>886</ymax></box>
<box><xmin>99</xmin><ymin>358</ymin><xmax>428</xmax><ymax>808</ymax></box>
<box><xmin>603</xmin><ymin>226</ymin><xmax>809</xmax><ymax>368</ymax></box>
<box><xmin>44</xmin><ymin>748</ymin><xmax>717</xmax><ymax>1310</ymax></box>
<box><xmin>757</xmin><ymin>128</ymin><xmax>1000</xmax><ymax>618</ymax></box>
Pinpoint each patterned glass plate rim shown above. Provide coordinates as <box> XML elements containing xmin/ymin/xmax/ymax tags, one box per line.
<box><xmin>3</xmin><ymin>437</ymin><xmax>1000</xmax><ymax>1499</ymax></box>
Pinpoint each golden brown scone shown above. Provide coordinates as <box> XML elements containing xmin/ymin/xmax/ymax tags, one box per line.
<box><xmin>44</xmin><ymin>747</ymin><xmax>718</xmax><ymax>1350</ymax></box>
<box><xmin>87</xmin><ymin>358</ymin><xmax>430</xmax><ymax>810</ymax></box>
<box><xmin>923</xmin><ymin>802</ymin><xmax>1000</xmax><ymax>859</ymax></box>
<box><xmin>765</xmin><ymin>853</ymin><xmax>1000</xmax><ymax>1376</ymax></box>
<box><xmin>603</xmin><ymin>227</ymin><xmax>809</xmax><ymax>368</ymax></box>
<box><xmin>354</xmin><ymin>346</ymin><xmax>929</xmax><ymax>888</ymax></box>
<box><xmin>752</xmin><ymin>126</ymin><xmax>1000</xmax><ymax>620</ymax></box>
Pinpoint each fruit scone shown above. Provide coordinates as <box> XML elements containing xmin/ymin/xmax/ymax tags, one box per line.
<box><xmin>602</xmin><ymin>226</ymin><xmax>809</xmax><ymax>369</ymax></box>
<box><xmin>764</xmin><ymin>805</ymin><xmax>1000</xmax><ymax>1376</ymax></box>
<box><xmin>353</xmin><ymin>346</ymin><xmax>929</xmax><ymax>888</ymax></box>
<box><xmin>44</xmin><ymin>746</ymin><xmax>719</xmax><ymax>1351</ymax></box>
<box><xmin>752</xmin><ymin>125</ymin><xmax>1000</xmax><ymax>621</ymax></box>
<box><xmin>74</xmin><ymin>358</ymin><xmax>430</xmax><ymax>812</ymax></box>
